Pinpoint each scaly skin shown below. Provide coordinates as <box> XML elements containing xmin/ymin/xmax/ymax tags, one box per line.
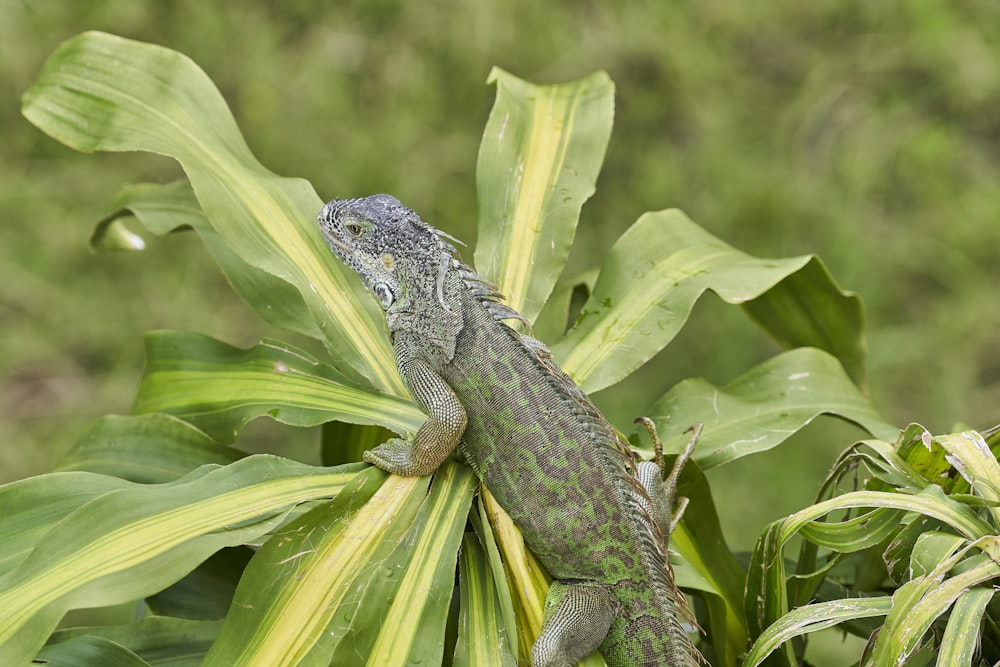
<box><xmin>318</xmin><ymin>194</ymin><xmax>702</xmax><ymax>666</ymax></box>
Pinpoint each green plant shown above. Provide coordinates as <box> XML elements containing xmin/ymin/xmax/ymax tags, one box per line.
<box><xmin>9</xmin><ymin>30</ymin><xmax>977</xmax><ymax>666</ymax></box>
<box><xmin>743</xmin><ymin>424</ymin><xmax>1000</xmax><ymax>666</ymax></box>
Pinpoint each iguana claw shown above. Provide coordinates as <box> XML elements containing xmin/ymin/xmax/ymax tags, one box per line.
<box><xmin>363</xmin><ymin>437</ymin><xmax>439</xmax><ymax>476</ymax></box>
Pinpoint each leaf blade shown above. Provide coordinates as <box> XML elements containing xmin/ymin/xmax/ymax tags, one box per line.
<box><xmin>937</xmin><ymin>586</ymin><xmax>994</xmax><ymax>666</ymax></box>
<box><xmin>644</xmin><ymin>348</ymin><xmax>897</xmax><ymax>469</ymax></box>
<box><xmin>669</xmin><ymin>459</ymin><xmax>749</xmax><ymax>665</ymax></box>
<box><xmin>132</xmin><ymin>331</ymin><xmax>422</xmax><ymax>444</ymax></box>
<box><xmin>552</xmin><ymin>209</ymin><xmax>866</xmax><ymax>394</ymax></box>
<box><xmin>53</xmin><ymin>413</ymin><xmax>241</xmax><ymax>483</ymax></box>
<box><xmin>475</xmin><ymin>68</ymin><xmax>613</xmax><ymax>321</ymax></box>
<box><xmin>455</xmin><ymin>534</ymin><xmax>518</xmax><ymax>667</ymax></box>
<box><xmin>742</xmin><ymin>597</ymin><xmax>892</xmax><ymax>667</ymax></box>
<box><xmin>21</xmin><ymin>31</ymin><xmax>400</xmax><ymax>392</ymax></box>
<box><xmin>366</xmin><ymin>463</ymin><xmax>478</xmax><ymax>665</ymax></box>
<box><xmin>0</xmin><ymin>456</ymin><xmax>362</xmax><ymax>664</ymax></box>
<box><xmin>203</xmin><ymin>468</ymin><xmax>425</xmax><ymax>666</ymax></box>
<box><xmin>42</xmin><ymin>616</ymin><xmax>222</xmax><ymax>667</ymax></box>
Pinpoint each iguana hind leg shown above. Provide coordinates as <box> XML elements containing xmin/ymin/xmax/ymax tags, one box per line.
<box><xmin>634</xmin><ymin>421</ymin><xmax>700</xmax><ymax>538</ymax></box>
<box><xmin>531</xmin><ymin>580</ymin><xmax>616</xmax><ymax>667</ymax></box>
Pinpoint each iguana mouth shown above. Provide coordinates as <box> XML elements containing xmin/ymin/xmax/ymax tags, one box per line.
<box><xmin>327</xmin><ymin>234</ymin><xmax>349</xmax><ymax>252</ymax></box>
<box><xmin>317</xmin><ymin>202</ymin><xmax>351</xmax><ymax>256</ymax></box>
<box><xmin>320</xmin><ymin>228</ymin><xmax>351</xmax><ymax>259</ymax></box>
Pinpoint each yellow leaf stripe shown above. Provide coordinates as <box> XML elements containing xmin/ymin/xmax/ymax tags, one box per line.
<box><xmin>482</xmin><ymin>489</ymin><xmax>548</xmax><ymax>637</ymax></box>
<box><xmin>499</xmin><ymin>82</ymin><xmax>580</xmax><ymax>314</ymax></box>
<box><xmin>232</xmin><ymin>474</ymin><xmax>423</xmax><ymax>666</ymax></box>
<box><xmin>368</xmin><ymin>463</ymin><xmax>477</xmax><ymax>663</ymax></box>
<box><xmin>0</xmin><ymin>467</ymin><xmax>356</xmax><ymax>647</ymax></box>
<box><xmin>26</xmin><ymin>33</ymin><xmax>402</xmax><ymax>395</ymax></box>
<box><xmin>136</xmin><ymin>368</ymin><xmax>424</xmax><ymax>434</ymax></box>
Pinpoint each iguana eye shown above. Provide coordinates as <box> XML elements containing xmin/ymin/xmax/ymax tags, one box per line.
<box><xmin>344</xmin><ymin>220</ymin><xmax>364</xmax><ymax>238</ymax></box>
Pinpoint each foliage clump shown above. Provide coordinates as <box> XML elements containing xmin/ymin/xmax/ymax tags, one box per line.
<box><xmin>1</xmin><ymin>30</ymin><xmax>997</xmax><ymax>667</ymax></box>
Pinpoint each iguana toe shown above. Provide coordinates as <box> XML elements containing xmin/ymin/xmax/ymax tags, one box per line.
<box><xmin>363</xmin><ymin>438</ymin><xmax>439</xmax><ymax>476</ymax></box>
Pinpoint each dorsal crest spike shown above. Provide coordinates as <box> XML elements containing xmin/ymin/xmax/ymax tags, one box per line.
<box><xmin>434</xmin><ymin>227</ymin><xmax>466</xmax><ymax>247</ymax></box>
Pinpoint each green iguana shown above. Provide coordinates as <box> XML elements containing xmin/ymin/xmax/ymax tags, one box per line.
<box><xmin>318</xmin><ymin>194</ymin><xmax>702</xmax><ymax>667</ymax></box>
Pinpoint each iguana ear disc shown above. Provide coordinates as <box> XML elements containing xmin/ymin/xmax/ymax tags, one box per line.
<box><xmin>374</xmin><ymin>282</ymin><xmax>394</xmax><ymax>310</ymax></box>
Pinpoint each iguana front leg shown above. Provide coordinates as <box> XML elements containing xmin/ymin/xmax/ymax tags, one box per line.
<box><xmin>363</xmin><ymin>355</ymin><xmax>467</xmax><ymax>476</ymax></box>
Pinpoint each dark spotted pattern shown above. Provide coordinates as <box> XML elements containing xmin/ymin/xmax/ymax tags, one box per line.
<box><xmin>319</xmin><ymin>195</ymin><xmax>701</xmax><ymax>666</ymax></box>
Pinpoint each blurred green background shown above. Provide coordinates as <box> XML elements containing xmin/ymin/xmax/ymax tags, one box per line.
<box><xmin>2</xmin><ymin>4</ymin><xmax>999</xmax><ymax>657</ymax></box>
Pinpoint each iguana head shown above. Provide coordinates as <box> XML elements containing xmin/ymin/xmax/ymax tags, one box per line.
<box><xmin>318</xmin><ymin>194</ymin><xmax>458</xmax><ymax>314</ymax></box>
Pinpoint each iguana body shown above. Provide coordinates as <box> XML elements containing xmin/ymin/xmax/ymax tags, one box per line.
<box><xmin>318</xmin><ymin>194</ymin><xmax>701</xmax><ymax>666</ymax></box>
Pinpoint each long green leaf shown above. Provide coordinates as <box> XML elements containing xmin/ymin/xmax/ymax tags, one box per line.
<box><xmin>34</xmin><ymin>636</ymin><xmax>150</xmax><ymax>667</ymax></box>
<box><xmin>871</xmin><ymin>544</ymin><xmax>1000</xmax><ymax>664</ymax></box>
<box><xmin>145</xmin><ymin>547</ymin><xmax>254</xmax><ymax>619</ymax></box>
<box><xmin>0</xmin><ymin>456</ymin><xmax>362</xmax><ymax>664</ymax></box>
<box><xmin>644</xmin><ymin>348</ymin><xmax>897</xmax><ymax>469</ymax></box>
<box><xmin>455</xmin><ymin>533</ymin><xmax>518</xmax><ymax>667</ymax></box>
<box><xmin>797</xmin><ymin>508</ymin><xmax>906</xmax><ymax>553</ymax></box>
<box><xmin>53</xmin><ymin>413</ymin><xmax>242</xmax><ymax>483</ymax></box>
<box><xmin>934</xmin><ymin>430</ymin><xmax>1000</xmax><ymax>525</ymax></box>
<box><xmin>203</xmin><ymin>467</ymin><xmax>424</xmax><ymax>665</ymax></box>
<box><xmin>0</xmin><ymin>471</ymin><xmax>133</xmax><ymax>575</ymax></box>
<box><xmin>132</xmin><ymin>331</ymin><xmax>422</xmax><ymax>444</ymax></box>
<box><xmin>909</xmin><ymin>531</ymin><xmax>968</xmax><ymax>579</ymax></box>
<box><xmin>90</xmin><ymin>178</ymin><xmax>200</xmax><ymax>251</ymax></box>
<box><xmin>745</xmin><ymin>486</ymin><xmax>994</xmax><ymax>661</ymax></box>
<box><xmin>742</xmin><ymin>597</ymin><xmax>892</xmax><ymax>667</ymax></box>
<box><xmin>366</xmin><ymin>463</ymin><xmax>478</xmax><ymax>665</ymax></box>
<box><xmin>21</xmin><ymin>31</ymin><xmax>401</xmax><ymax>393</ymax></box>
<box><xmin>471</xmin><ymin>496</ymin><xmax>521</xmax><ymax>662</ymax></box>
<box><xmin>552</xmin><ymin>209</ymin><xmax>866</xmax><ymax>394</ymax></box>
<box><xmin>788</xmin><ymin>488</ymin><xmax>991</xmax><ymax>553</ymax></box>
<box><xmin>670</xmin><ymin>455</ymin><xmax>747</xmax><ymax>665</ymax></box>
<box><xmin>833</xmin><ymin>435</ymin><xmax>932</xmax><ymax>493</ymax></box>
<box><xmin>937</xmin><ymin>586</ymin><xmax>994</xmax><ymax>666</ymax></box>
<box><xmin>744</xmin><ymin>523</ymin><xmax>798</xmax><ymax>667</ymax></box>
<box><xmin>475</xmin><ymin>68</ymin><xmax>613</xmax><ymax>321</ymax></box>
<box><xmin>481</xmin><ymin>491</ymin><xmax>554</xmax><ymax>664</ymax></box>
<box><xmin>742</xmin><ymin>257</ymin><xmax>867</xmax><ymax>388</ymax></box>
<box><xmin>42</xmin><ymin>617</ymin><xmax>223</xmax><ymax>667</ymax></box>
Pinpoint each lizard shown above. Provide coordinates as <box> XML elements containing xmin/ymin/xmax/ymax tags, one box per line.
<box><xmin>318</xmin><ymin>193</ymin><xmax>703</xmax><ymax>667</ymax></box>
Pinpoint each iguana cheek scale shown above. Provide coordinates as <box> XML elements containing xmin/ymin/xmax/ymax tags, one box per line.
<box><xmin>318</xmin><ymin>194</ymin><xmax>703</xmax><ymax>667</ymax></box>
